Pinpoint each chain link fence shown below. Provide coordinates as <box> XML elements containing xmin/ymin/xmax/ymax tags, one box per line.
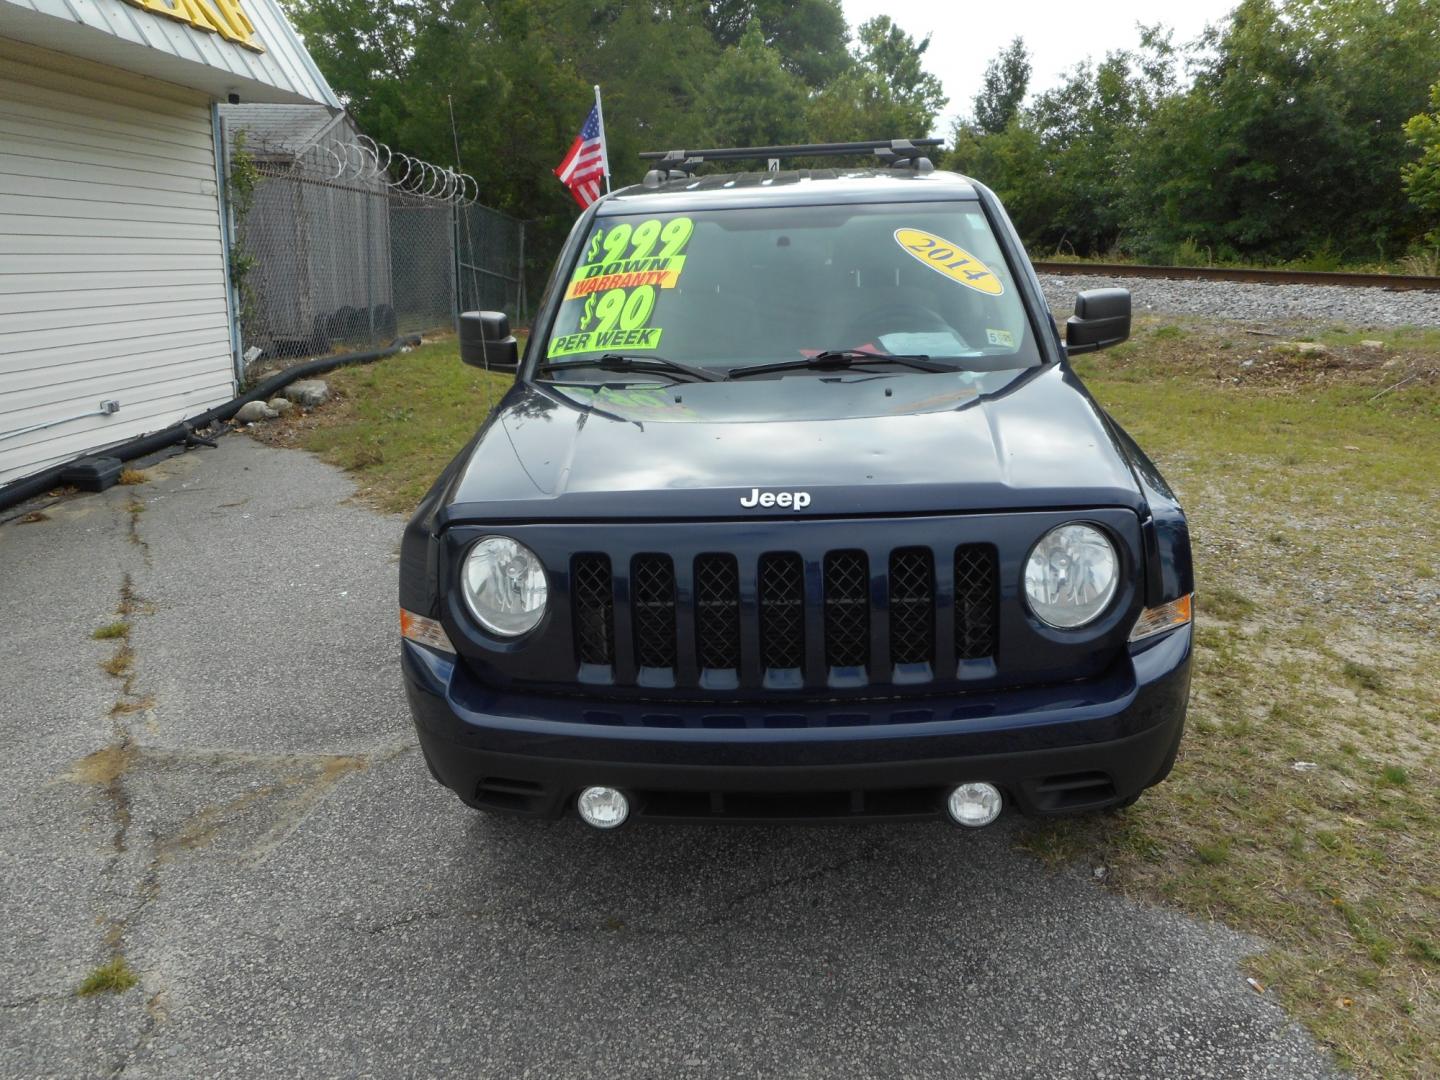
<box><xmin>226</xmin><ymin>119</ymin><xmax>524</xmax><ymax>378</ymax></box>
<box><xmin>458</xmin><ymin>202</ymin><xmax>526</xmax><ymax>318</ymax></box>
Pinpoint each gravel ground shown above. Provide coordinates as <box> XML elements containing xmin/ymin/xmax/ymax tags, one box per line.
<box><xmin>0</xmin><ymin>437</ymin><xmax>1343</xmax><ymax>1079</ymax></box>
<box><xmin>1039</xmin><ymin>273</ymin><xmax>1440</xmax><ymax>328</ymax></box>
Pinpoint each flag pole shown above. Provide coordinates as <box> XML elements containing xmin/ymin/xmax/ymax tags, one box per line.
<box><xmin>593</xmin><ymin>84</ymin><xmax>611</xmax><ymax>194</ymax></box>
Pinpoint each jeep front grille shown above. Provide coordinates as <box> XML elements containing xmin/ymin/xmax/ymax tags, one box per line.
<box><xmin>822</xmin><ymin>551</ymin><xmax>869</xmax><ymax>669</ymax></box>
<box><xmin>888</xmin><ymin>547</ymin><xmax>935</xmax><ymax>668</ymax></box>
<box><xmin>695</xmin><ymin>554</ymin><xmax>741</xmax><ymax>671</ymax></box>
<box><xmin>567</xmin><ymin>544</ymin><xmax>998</xmax><ymax>692</ymax></box>
<box><xmin>954</xmin><ymin>545</ymin><xmax>999</xmax><ymax>660</ymax></box>
<box><xmin>758</xmin><ymin>553</ymin><xmax>805</xmax><ymax>672</ymax></box>
<box><xmin>631</xmin><ymin>554</ymin><xmax>677</xmax><ymax>669</ymax></box>
<box><xmin>572</xmin><ymin>554</ymin><xmax>614</xmax><ymax>665</ymax></box>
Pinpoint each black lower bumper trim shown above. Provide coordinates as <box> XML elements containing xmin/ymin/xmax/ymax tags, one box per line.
<box><xmin>419</xmin><ymin>716</ymin><xmax>1183</xmax><ymax>823</ymax></box>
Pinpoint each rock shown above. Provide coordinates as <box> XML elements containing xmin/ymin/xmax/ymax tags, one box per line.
<box><xmin>1272</xmin><ymin>340</ymin><xmax>1330</xmax><ymax>357</ymax></box>
<box><xmin>1269</xmin><ymin>340</ymin><xmax>1332</xmax><ymax>358</ymax></box>
<box><xmin>235</xmin><ymin>400</ymin><xmax>278</xmax><ymax>423</ymax></box>
<box><xmin>267</xmin><ymin>397</ymin><xmax>295</xmax><ymax>415</ymax></box>
<box><xmin>282</xmin><ymin>379</ymin><xmax>330</xmax><ymax>406</ymax></box>
<box><xmin>1359</xmin><ymin>339</ymin><xmax>1385</xmax><ymax>350</ymax></box>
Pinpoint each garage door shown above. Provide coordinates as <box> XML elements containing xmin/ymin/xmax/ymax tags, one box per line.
<box><xmin>0</xmin><ymin>39</ymin><xmax>235</xmax><ymax>487</ymax></box>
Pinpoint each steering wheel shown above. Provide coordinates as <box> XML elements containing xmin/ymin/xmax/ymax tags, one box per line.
<box><xmin>840</xmin><ymin>302</ymin><xmax>951</xmax><ymax>348</ymax></box>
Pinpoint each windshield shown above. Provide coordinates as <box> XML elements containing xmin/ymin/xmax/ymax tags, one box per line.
<box><xmin>538</xmin><ymin>201</ymin><xmax>1043</xmax><ymax>377</ymax></box>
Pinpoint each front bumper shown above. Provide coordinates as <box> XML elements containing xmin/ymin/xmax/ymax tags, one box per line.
<box><xmin>403</xmin><ymin>626</ymin><xmax>1192</xmax><ymax>823</ymax></box>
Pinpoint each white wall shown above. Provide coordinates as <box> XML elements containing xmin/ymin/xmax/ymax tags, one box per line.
<box><xmin>0</xmin><ymin>38</ymin><xmax>237</xmax><ymax>486</ymax></box>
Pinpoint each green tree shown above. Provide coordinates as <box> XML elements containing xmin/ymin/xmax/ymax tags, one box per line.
<box><xmin>951</xmin><ymin>30</ymin><xmax>1172</xmax><ymax>254</ymax></box>
<box><xmin>1403</xmin><ymin>82</ymin><xmax>1440</xmax><ymax>247</ymax></box>
<box><xmin>699</xmin><ymin>21</ymin><xmax>809</xmax><ymax>147</ymax></box>
<box><xmin>854</xmin><ymin>16</ymin><xmax>945</xmax><ymax>124</ymax></box>
<box><xmin>703</xmin><ymin>0</ymin><xmax>850</xmax><ymax>86</ymax></box>
<box><xmin>807</xmin><ymin>16</ymin><xmax>947</xmax><ymax>142</ymax></box>
<box><xmin>973</xmin><ymin>37</ymin><xmax>1030</xmax><ymax>135</ymax></box>
<box><xmin>1130</xmin><ymin>0</ymin><xmax>1440</xmax><ymax>261</ymax></box>
<box><xmin>284</xmin><ymin>0</ymin><xmax>425</xmax><ymax>133</ymax></box>
<box><xmin>947</xmin><ymin>119</ymin><xmax>1060</xmax><ymax>239</ymax></box>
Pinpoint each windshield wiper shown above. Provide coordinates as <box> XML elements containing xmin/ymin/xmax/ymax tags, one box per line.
<box><xmin>538</xmin><ymin>353</ymin><xmax>722</xmax><ymax>382</ymax></box>
<box><xmin>725</xmin><ymin>350</ymin><xmax>951</xmax><ymax>380</ymax></box>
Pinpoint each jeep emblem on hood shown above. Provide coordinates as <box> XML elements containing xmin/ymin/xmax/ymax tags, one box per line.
<box><xmin>740</xmin><ymin>488</ymin><xmax>812</xmax><ymax>510</ymax></box>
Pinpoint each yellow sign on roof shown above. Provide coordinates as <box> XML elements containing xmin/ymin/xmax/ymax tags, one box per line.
<box><xmin>121</xmin><ymin>0</ymin><xmax>265</xmax><ymax>53</ymax></box>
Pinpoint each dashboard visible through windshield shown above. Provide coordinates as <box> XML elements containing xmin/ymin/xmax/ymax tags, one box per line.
<box><xmin>538</xmin><ymin>201</ymin><xmax>1044</xmax><ymax>379</ymax></box>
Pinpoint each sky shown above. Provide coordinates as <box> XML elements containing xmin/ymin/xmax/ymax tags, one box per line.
<box><xmin>840</xmin><ymin>0</ymin><xmax>1242</xmax><ymax>136</ymax></box>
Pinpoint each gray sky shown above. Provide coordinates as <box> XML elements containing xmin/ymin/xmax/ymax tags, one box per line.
<box><xmin>840</xmin><ymin>0</ymin><xmax>1240</xmax><ymax>135</ymax></box>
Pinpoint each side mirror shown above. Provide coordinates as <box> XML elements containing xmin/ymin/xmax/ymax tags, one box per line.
<box><xmin>460</xmin><ymin>310</ymin><xmax>519</xmax><ymax>370</ymax></box>
<box><xmin>1065</xmin><ymin>288</ymin><xmax>1131</xmax><ymax>355</ymax></box>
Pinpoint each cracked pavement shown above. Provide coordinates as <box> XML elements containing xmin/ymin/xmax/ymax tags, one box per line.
<box><xmin>0</xmin><ymin>436</ymin><xmax>1341</xmax><ymax>1078</ymax></box>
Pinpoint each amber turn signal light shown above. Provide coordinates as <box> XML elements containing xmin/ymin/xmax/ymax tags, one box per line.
<box><xmin>1129</xmin><ymin>594</ymin><xmax>1193</xmax><ymax>642</ymax></box>
<box><xmin>400</xmin><ymin>608</ymin><xmax>456</xmax><ymax>653</ymax></box>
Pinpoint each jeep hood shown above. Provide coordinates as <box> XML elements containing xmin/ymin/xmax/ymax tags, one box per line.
<box><xmin>438</xmin><ymin>364</ymin><xmax>1144</xmax><ymax>523</ymax></box>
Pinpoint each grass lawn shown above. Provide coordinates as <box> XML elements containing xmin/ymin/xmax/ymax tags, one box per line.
<box><xmin>1031</xmin><ymin>319</ymin><xmax>1439</xmax><ymax>1077</ymax></box>
<box><xmin>253</xmin><ymin>321</ymin><xmax>1439</xmax><ymax>1077</ymax></box>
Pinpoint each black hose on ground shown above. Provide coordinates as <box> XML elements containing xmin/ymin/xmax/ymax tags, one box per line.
<box><xmin>0</xmin><ymin>335</ymin><xmax>422</xmax><ymax>515</ymax></box>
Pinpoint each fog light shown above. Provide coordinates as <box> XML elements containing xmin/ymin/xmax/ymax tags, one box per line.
<box><xmin>576</xmin><ymin>786</ymin><xmax>630</xmax><ymax>829</ymax></box>
<box><xmin>946</xmin><ymin>782</ymin><xmax>1003</xmax><ymax>827</ymax></box>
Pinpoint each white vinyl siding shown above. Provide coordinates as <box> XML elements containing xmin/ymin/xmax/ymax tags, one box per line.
<box><xmin>0</xmin><ymin>40</ymin><xmax>235</xmax><ymax>486</ymax></box>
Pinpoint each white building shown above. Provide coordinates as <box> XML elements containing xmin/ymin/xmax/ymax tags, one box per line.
<box><xmin>0</xmin><ymin>0</ymin><xmax>339</xmax><ymax>487</ymax></box>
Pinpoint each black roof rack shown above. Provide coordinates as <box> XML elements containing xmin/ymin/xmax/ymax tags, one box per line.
<box><xmin>639</xmin><ymin>139</ymin><xmax>942</xmax><ymax>185</ymax></box>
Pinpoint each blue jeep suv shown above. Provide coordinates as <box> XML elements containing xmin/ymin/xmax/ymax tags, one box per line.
<box><xmin>399</xmin><ymin>140</ymin><xmax>1194</xmax><ymax>829</ymax></box>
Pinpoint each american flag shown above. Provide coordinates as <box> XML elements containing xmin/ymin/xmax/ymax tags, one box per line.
<box><xmin>554</xmin><ymin>105</ymin><xmax>608</xmax><ymax>209</ymax></box>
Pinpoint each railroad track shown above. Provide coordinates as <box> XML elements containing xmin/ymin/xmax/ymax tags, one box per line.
<box><xmin>1032</xmin><ymin>261</ymin><xmax>1440</xmax><ymax>292</ymax></box>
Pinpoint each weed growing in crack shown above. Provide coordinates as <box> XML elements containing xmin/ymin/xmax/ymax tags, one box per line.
<box><xmin>100</xmin><ymin>644</ymin><xmax>134</xmax><ymax>678</ymax></box>
<box><xmin>92</xmin><ymin>622</ymin><xmax>129</xmax><ymax>641</ymax></box>
<box><xmin>76</xmin><ymin>956</ymin><xmax>137</xmax><ymax>996</ymax></box>
<box><xmin>110</xmin><ymin>696</ymin><xmax>155</xmax><ymax>717</ymax></box>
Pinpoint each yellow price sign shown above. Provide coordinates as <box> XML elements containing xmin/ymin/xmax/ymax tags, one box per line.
<box><xmin>894</xmin><ymin>228</ymin><xmax>1004</xmax><ymax>296</ymax></box>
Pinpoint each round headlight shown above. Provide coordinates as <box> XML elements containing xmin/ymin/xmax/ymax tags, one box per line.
<box><xmin>462</xmin><ymin>536</ymin><xmax>548</xmax><ymax>637</ymax></box>
<box><xmin>1024</xmin><ymin>523</ymin><xmax>1118</xmax><ymax>629</ymax></box>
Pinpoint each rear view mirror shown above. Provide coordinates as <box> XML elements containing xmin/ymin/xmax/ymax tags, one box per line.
<box><xmin>460</xmin><ymin>311</ymin><xmax>519</xmax><ymax>370</ymax></box>
<box><xmin>1065</xmin><ymin>288</ymin><xmax>1131</xmax><ymax>355</ymax></box>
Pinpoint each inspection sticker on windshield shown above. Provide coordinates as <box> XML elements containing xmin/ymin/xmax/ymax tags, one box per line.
<box><xmin>894</xmin><ymin>228</ymin><xmax>1004</xmax><ymax>296</ymax></box>
<box><xmin>986</xmin><ymin>327</ymin><xmax>1015</xmax><ymax>347</ymax></box>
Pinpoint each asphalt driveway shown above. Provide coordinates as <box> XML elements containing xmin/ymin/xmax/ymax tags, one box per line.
<box><xmin>0</xmin><ymin>436</ymin><xmax>1340</xmax><ymax>1078</ymax></box>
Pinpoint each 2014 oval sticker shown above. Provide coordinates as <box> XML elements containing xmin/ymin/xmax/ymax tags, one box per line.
<box><xmin>894</xmin><ymin>228</ymin><xmax>1005</xmax><ymax>295</ymax></box>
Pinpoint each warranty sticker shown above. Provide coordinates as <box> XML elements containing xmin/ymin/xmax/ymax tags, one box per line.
<box><xmin>564</xmin><ymin>256</ymin><xmax>685</xmax><ymax>299</ymax></box>
<box><xmin>894</xmin><ymin>228</ymin><xmax>1004</xmax><ymax>296</ymax></box>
